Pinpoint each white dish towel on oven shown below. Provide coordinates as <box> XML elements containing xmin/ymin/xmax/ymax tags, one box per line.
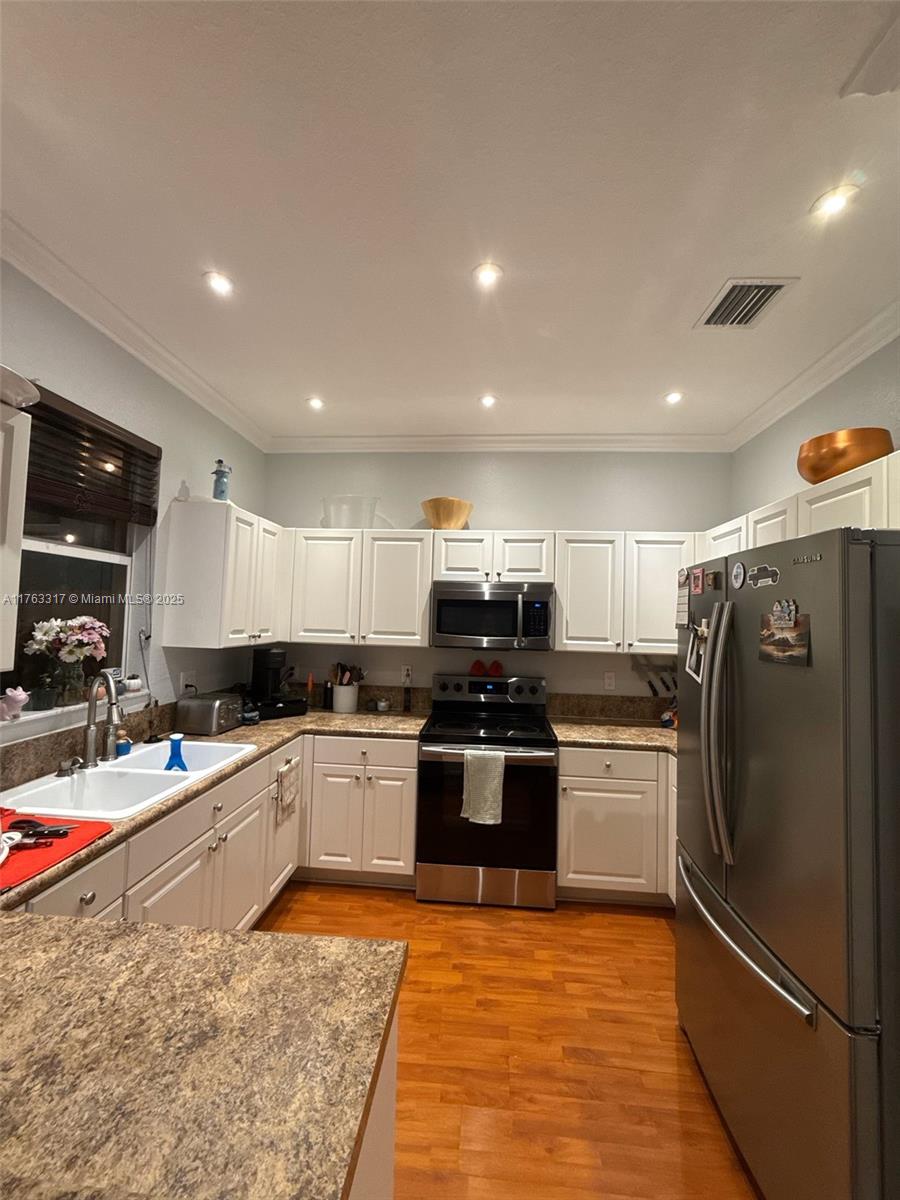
<box><xmin>461</xmin><ymin>748</ymin><xmax>505</xmax><ymax>824</ymax></box>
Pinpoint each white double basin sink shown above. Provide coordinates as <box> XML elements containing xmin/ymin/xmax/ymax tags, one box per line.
<box><xmin>2</xmin><ymin>741</ymin><xmax>257</xmax><ymax>822</ymax></box>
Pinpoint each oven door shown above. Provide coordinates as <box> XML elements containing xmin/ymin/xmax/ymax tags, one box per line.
<box><xmin>431</xmin><ymin>583</ymin><xmax>521</xmax><ymax>649</ymax></box>
<box><xmin>416</xmin><ymin>744</ymin><xmax>558</xmax><ymax>871</ymax></box>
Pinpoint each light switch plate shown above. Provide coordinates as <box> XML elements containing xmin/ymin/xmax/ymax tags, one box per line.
<box><xmin>400</xmin><ymin>665</ymin><xmax>412</xmax><ymax>686</ymax></box>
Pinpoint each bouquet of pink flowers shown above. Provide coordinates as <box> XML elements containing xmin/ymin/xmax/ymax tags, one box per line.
<box><xmin>24</xmin><ymin>616</ymin><xmax>110</xmax><ymax>665</ymax></box>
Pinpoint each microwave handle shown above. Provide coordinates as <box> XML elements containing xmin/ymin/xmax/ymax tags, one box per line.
<box><xmin>516</xmin><ymin>592</ymin><xmax>524</xmax><ymax>647</ymax></box>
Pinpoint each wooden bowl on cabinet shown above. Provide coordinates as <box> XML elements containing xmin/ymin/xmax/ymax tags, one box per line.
<box><xmin>796</xmin><ymin>427</ymin><xmax>894</xmax><ymax>484</ymax></box>
<box><xmin>421</xmin><ymin>496</ymin><xmax>474</xmax><ymax>529</ymax></box>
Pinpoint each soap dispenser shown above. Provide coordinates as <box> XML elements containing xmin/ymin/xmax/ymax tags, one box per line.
<box><xmin>164</xmin><ymin>732</ymin><xmax>189</xmax><ymax>771</ymax></box>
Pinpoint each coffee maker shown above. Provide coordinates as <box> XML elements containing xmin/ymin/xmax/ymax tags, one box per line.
<box><xmin>249</xmin><ymin>646</ymin><xmax>308</xmax><ymax>721</ymax></box>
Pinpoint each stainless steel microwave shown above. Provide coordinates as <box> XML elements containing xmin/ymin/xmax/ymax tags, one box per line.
<box><xmin>430</xmin><ymin>581</ymin><xmax>553</xmax><ymax>650</ymax></box>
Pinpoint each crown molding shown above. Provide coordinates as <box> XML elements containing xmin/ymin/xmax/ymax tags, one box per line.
<box><xmin>265</xmin><ymin>431</ymin><xmax>731</xmax><ymax>454</ymax></box>
<box><xmin>724</xmin><ymin>302</ymin><xmax>900</xmax><ymax>451</ymax></box>
<box><xmin>1</xmin><ymin>214</ymin><xmax>270</xmax><ymax>451</ymax></box>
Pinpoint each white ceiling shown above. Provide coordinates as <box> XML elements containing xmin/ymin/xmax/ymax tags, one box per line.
<box><xmin>2</xmin><ymin>1</ymin><xmax>898</xmax><ymax>453</ymax></box>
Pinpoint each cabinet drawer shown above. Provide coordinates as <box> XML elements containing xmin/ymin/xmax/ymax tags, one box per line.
<box><xmin>314</xmin><ymin>736</ymin><xmax>417</xmax><ymax>769</ymax></box>
<box><xmin>558</xmin><ymin>746</ymin><xmax>658</xmax><ymax>781</ymax></box>
<box><xmin>269</xmin><ymin>735</ymin><xmax>304</xmax><ymax>784</ymax></box>
<box><xmin>27</xmin><ymin>842</ymin><xmax>126</xmax><ymax>918</ymax></box>
<box><xmin>126</xmin><ymin>758</ymin><xmax>267</xmax><ymax>887</ymax></box>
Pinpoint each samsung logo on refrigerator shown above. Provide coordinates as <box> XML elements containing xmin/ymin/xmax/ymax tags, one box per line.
<box><xmin>792</xmin><ymin>553</ymin><xmax>823</xmax><ymax>565</ymax></box>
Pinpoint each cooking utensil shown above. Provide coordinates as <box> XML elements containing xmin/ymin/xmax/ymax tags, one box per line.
<box><xmin>8</xmin><ymin>819</ymin><xmax>77</xmax><ymax>838</ymax></box>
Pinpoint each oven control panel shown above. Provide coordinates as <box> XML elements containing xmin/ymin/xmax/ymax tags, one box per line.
<box><xmin>432</xmin><ymin>675</ymin><xmax>547</xmax><ymax>703</ymax></box>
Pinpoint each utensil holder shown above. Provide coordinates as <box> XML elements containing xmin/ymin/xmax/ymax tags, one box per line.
<box><xmin>333</xmin><ymin>683</ymin><xmax>359</xmax><ymax>714</ymax></box>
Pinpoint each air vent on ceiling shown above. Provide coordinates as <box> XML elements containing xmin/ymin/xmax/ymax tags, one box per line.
<box><xmin>697</xmin><ymin>278</ymin><xmax>797</xmax><ymax>328</ymax></box>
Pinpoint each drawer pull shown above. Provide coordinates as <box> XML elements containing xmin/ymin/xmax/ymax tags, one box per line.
<box><xmin>361</xmin><ymin>750</ymin><xmax>368</xmax><ymax>757</ymax></box>
<box><xmin>79</xmin><ymin>890</ymin><xmax>96</xmax><ymax>907</ymax></box>
<box><xmin>208</xmin><ymin>841</ymin><xmax>219</xmax><ymax>853</ymax></box>
<box><xmin>212</xmin><ymin>802</ymin><xmax>223</xmax><ymax>813</ymax></box>
<box><xmin>561</xmin><ymin>785</ymin><xmax>568</xmax><ymax>793</ymax></box>
<box><xmin>218</xmin><ymin>832</ymin><xmax>229</xmax><ymax>843</ymax></box>
<box><xmin>367</xmin><ymin>774</ymin><xmax>373</xmax><ymax>782</ymax></box>
<box><xmin>354</xmin><ymin>774</ymin><xmax>361</xmax><ymax>782</ymax></box>
<box><xmin>605</xmin><ymin>761</ymin><xmax>612</xmax><ymax>768</ymax></box>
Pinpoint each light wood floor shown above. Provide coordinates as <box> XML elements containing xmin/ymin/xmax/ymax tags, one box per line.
<box><xmin>258</xmin><ymin>883</ymin><xmax>755</xmax><ymax>1200</ymax></box>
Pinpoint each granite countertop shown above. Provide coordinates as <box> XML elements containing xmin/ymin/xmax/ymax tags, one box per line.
<box><xmin>0</xmin><ymin>912</ymin><xmax>407</xmax><ymax>1200</ymax></box>
<box><xmin>1</xmin><ymin>708</ymin><xmax>675</xmax><ymax>909</ymax></box>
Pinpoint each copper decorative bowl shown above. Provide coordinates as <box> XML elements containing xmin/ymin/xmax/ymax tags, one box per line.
<box><xmin>796</xmin><ymin>427</ymin><xmax>894</xmax><ymax>485</ymax></box>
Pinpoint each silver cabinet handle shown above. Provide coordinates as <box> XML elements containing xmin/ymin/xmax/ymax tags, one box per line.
<box><xmin>212</xmin><ymin>801</ymin><xmax>223</xmax><ymax>813</ymax></box>
<box><xmin>354</xmin><ymin>773</ymin><xmax>361</xmax><ymax>781</ymax></box>
<box><xmin>218</xmin><ymin>832</ymin><xmax>229</xmax><ymax>843</ymax></box>
<box><xmin>208</xmin><ymin>841</ymin><xmax>219</xmax><ymax>853</ymax></box>
<box><xmin>605</xmin><ymin>760</ymin><xmax>612</xmax><ymax>768</ymax></box>
<box><xmin>79</xmin><ymin>890</ymin><xmax>96</xmax><ymax>906</ymax></box>
<box><xmin>484</xmin><ymin>572</ymin><xmax>490</xmax><ymax>581</ymax></box>
<box><xmin>677</xmin><ymin>856</ymin><xmax>815</xmax><ymax>1026</ymax></box>
<box><xmin>361</xmin><ymin>749</ymin><xmax>367</xmax><ymax>757</ymax></box>
<box><xmin>496</xmin><ymin>571</ymin><xmax>502</xmax><ymax>581</ymax></box>
<box><xmin>367</xmin><ymin>774</ymin><xmax>373</xmax><ymax>782</ymax></box>
<box><xmin>615</xmin><ymin>640</ymin><xmax>622</xmax><ymax>648</ymax></box>
<box><xmin>561</xmin><ymin>785</ymin><xmax>568</xmax><ymax>792</ymax></box>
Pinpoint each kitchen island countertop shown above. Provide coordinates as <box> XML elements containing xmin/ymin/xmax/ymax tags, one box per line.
<box><xmin>0</xmin><ymin>911</ymin><xmax>406</xmax><ymax>1200</ymax></box>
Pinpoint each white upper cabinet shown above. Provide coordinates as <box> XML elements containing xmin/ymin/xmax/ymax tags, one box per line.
<box><xmin>624</xmin><ymin>532</ymin><xmax>694</xmax><ymax>655</ymax></box>
<box><xmin>796</xmin><ymin>457</ymin><xmax>888</xmax><ymax>536</ymax></box>
<box><xmin>554</xmin><ymin>532</ymin><xmax>625</xmax><ymax>653</ymax></box>
<box><xmin>291</xmin><ymin>530</ymin><xmax>362</xmax><ymax>645</ymax></box>
<box><xmin>360</xmin><ymin>531</ymin><xmax>433</xmax><ymax>646</ymax></box>
<box><xmin>432</xmin><ymin>531</ymin><xmax>494</xmax><ymax>580</ymax></box>
<box><xmin>431</xmin><ymin>530</ymin><xmax>554</xmax><ymax>581</ymax></box>
<box><xmin>0</xmin><ymin>405</ymin><xmax>31</xmax><ymax>671</ymax></box>
<box><xmin>747</xmin><ymin>495</ymin><xmax>798</xmax><ymax>548</ymax></box>
<box><xmin>492</xmin><ymin>531</ymin><xmax>554</xmax><ymax>581</ymax></box>
<box><xmin>162</xmin><ymin>499</ymin><xmax>286</xmax><ymax>648</ymax></box>
<box><xmin>697</xmin><ymin>515</ymin><xmax>747</xmax><ymax>562</ymax></box>
<box><xmin>889</xmin><ymin>450</ymin><xmax>900</xmax><ymax>529</ymax></box>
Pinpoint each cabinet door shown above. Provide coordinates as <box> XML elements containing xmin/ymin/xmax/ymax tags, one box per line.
<box><xmin>362</xmin><ymin>766</ymin><xmax>416</xmax><ymax>875</ymax></box>
<box><xmin>748</xmin><ymin>496</ymin><xmax>798</xmax><ymax>548</ymax></box>
<box><xmin>213</xmin><ymin>789</ymin><xmax>267</xmax><ymax>931</ymax></box>
<box><xmin>291</xmin><ymin>530</ymin><xmax>362</xmax><ymax>644</ymax></box>
<box><xmin>221</xmin><ymin>506</ymin><xmax>258</xmax><ymax>644</ymax></box>
<box><xmin>124</xmin><ymin>830</ymin><xmax>216</xmax><ymax>928</ymax></box>
<box><xmin>252</xmin><ymin>518</ymin><xmax>284</xmax><ymax>641</ymax></box>
<box><xmin>360</xmin><ymin>531</ymin><xmax>433</xmax><ymax>647</ymax></box>
<box><xmin>264</xmin><ymin>758</ymin><xmax>304</xmax><ymax>903</ymax></box>
<box><xmin>309</xmin><ymin>764</ymin><xmax>364</xmax><ymax>871</ymax></box>
<box><xmin>624</xmin><ymin>532</ymin><xmax>694</xmax><ymax>655</ymax></box>
<box><xmin>554</xmin><ymin>532</ymin><xmax>624</xmax><ymax>652</ymax></box>
<box><xmin>0</xmin><ymin>406</ymin><xmax>31</xmax><ymax>671</ymax></box>
<box><xmin>796</xmin><ymin>458</ymin><xmax>888</xmax><ymax>535</ymax></box>
<box><xmin>698</xmin><ymin>515</ymin><xmax>747</xmax><ymax>561</ymax></box>
<box><xmin>493</xmin><ymin>531</ymin><xmax>554</xmax><ymax>582</ymax></box>
<box><xmin>889</xmin><ymin>450</ymin><xmax>900</xmax><ymax>529</ymax></box>
<box><xmin>432</xmin><ymin>531</ymin><xmax>493</xmax><ymax>581</ymax></box>
<box><xmin>558</xmin><ymin>776</ymin><xmax>659</xmax><ymax>893</ymax></box>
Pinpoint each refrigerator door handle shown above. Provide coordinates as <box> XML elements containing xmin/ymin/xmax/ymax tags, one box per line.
<box><xmin>708</xmin><ymin>599</ymin><xmax>735</xmax><ymax>865</ymax></box>
<box><xmin>699</xmin><ymin>602</ymin><xmax>723</xmax><ymax>857</ymax></box>
<box><xmin>678</xmin><ymin>856</ymin><xmax>816</xmax><ymax>1027</ymax></box>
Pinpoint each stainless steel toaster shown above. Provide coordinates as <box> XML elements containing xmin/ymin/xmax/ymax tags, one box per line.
<box><xmin>174</xmin><ymin>693</ymin><xmax>243</xmax><ymax>735</ymax></box>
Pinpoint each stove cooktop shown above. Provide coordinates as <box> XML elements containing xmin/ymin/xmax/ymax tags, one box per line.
<box><xmin>419</xmin><ymin>713</ymin><xmax>557</xmax><ymax>748</ymax></box>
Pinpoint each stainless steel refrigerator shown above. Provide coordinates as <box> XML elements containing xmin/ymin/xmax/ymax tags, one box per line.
<box><xmin>676</xmin><ymin>527</ymin><xmax>899</xmax><ymax>1200</ymax></box>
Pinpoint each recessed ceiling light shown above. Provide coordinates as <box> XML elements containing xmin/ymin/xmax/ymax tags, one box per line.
<box><xmin>479</xmin><ymin>394</ymin><xmax>498</xmax><ymax>408</ymax></box>
<box><xmin>204</xmin><ymin>271</ymin><xmax>234</xmax><ymax>297</ymax></box>
<box><xmin>473</xmin><ymin>262</ymin><xmax>503</xmax><ymax>290</ymax></box>
<box><xmin>664</xmin><ymin>391</ymin><xmax>684</xmax><ymax>406</ymax></box>
<box><xmin>307</xmin><ymin>396</ymin><xmax>324</xmax><ymax>410</ymax></box>
<box><xmin>64</xmin><ymin>533</ymin><xmax>76</xmax><ymax>544</ymax></box>
<box><xmin>102</xmin><ymin>461</ymin><xmax>117</xmax><ymax>473</ymax></box>
<box><xmin>810</xmin><ymin>185</ymin><xmax>860</xmax><ymax>218</ymax></box>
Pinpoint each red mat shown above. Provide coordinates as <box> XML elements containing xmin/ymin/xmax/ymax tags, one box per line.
<box><xmin>0</xmin><ymin>806</ymin><xmax>113</xmax><ymax>893</ymax></box>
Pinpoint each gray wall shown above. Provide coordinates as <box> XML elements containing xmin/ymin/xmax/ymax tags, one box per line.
<box><xmin>731</xmin><ymin>338</ymin><xmax>900</xmax><ymax>515</ymax></box>
<box><xmin>264</xmin><ymin>450</ymin><xmax>733</xmax><ymax>532</ymax></box>
<box><xmin>1</xmin><ymin>263</ymin><xmax>267</xmax><ymax>704</ymax></box>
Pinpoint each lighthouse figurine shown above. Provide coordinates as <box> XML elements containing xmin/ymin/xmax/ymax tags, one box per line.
<box><xmin>211</xmin><ymin>459</ymin><xmax>232</xmax><ymax>501</ymax></box>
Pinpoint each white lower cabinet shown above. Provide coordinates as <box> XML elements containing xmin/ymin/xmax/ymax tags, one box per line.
<box><xmin>666</xmin><ymin>756</ymin><xmax>677</xmax><ymax>904</ymax></box>
<box><xmin>309</xmin><ymin>765</ymin><xmax>365</xmax><ymax>871</ymax></box>
<box><xmin>213</xmin><ymin>789</ymin><xmax>267</xmax><ymax>931</ymax></box>
<box><xmin>125</xmin><ymin>830</ymin><xmax>215</xmax><ymax>928</ymax></box>
<box><xmin>361</xmin><ymin>767</ymin><xmax>417</xmax><ymax>874</ymax></box>
<box><xmin>557</xmin><ymin>748</ymin><xmax>665</xmax><ymax>896</ymax></box>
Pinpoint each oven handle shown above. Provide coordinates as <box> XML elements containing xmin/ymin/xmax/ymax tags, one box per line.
<box><xmin>419</xmin><ymin>744</ymin><xmax>558</xmax><ymax>766</ymax></box>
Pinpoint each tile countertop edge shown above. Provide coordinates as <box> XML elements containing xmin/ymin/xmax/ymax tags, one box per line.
<box><xmin>1</xmin><ymin>711</ymin><xmax>674</xmax><ymax>909</ymax></box>
<box><xmin>0</xmin><ymin>913</ymin><xmax>408</xmax><ymax>1200</ymax></box>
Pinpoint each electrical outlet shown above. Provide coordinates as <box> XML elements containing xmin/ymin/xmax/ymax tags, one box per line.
<box><xmin>400</xmin><ymin>665</ymin><xmax>412</xmax><ymax>686</ymax></box>
<box><xmin>179</xmin><ymin>670</ymin><xmax>197</xmax><ymax>695</ymax></box>
<box><xmin>603</xmin><ymin>670</ymin><xmax>616</xmax><ymax>692</ymax></box>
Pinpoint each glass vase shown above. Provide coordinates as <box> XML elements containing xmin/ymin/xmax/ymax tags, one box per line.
<box><xmin>56</xmin><ymin>662</ymin><xmax>87</xmax><ymax>706</ymax></box>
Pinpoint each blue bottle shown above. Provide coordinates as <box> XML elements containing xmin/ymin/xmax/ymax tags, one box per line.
<box><xmin>211</xmin><ymin>459</ymin><xmax>232</xmax><ymax>501</ymax></box>
<box><xmin>165</xmin><ymin>733</ymin><xmax>189</xmax><ymax>771</ymax></box>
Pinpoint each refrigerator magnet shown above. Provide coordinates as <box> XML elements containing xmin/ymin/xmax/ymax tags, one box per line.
<box><xmin>759</xmin><ymin>610</ymin><xmax>810</xmax><ymax>666</ymax></box>
<box><xmin>690</xmin><ymin>567</ymin><xmax>704</xmax><ymax>595</ymax></box>
<box><xmin>685</xmin><ymin>627</ymin><xmax>704</xmax><ymax>683</ymax></box>
<box><xmin>731</xmin><ymin>561</ymin><xmax>746</xmax><ymax>589</ymax></box>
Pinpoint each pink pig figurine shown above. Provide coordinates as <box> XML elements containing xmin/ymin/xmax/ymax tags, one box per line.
<box><xmin>0</xmin><ymin>687</ymin><xmax>30</xmax><ymax>720</ymax></box>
